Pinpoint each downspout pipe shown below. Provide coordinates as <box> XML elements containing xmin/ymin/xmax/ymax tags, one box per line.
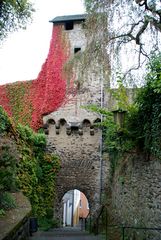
<box><xmin>99</xmin><ymin>74</ymin><xmax>104</xmax><ymax>204</ymax></box>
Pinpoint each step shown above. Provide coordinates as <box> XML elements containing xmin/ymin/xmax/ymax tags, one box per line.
<box><xmin>29</xmin><ymin>227</ymin><xmax>102</xmax><ymax>240</ymax></box>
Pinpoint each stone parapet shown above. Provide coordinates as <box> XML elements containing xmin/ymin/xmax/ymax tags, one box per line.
<box><xmin>0</xmin><ymin>192</ymin><xmax>31</xmax><ymax>240</ymax></box>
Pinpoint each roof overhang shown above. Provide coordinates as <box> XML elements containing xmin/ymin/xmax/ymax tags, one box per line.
<box><xmin>49</xmin><ymin>14</ymin><xmax>87</xmax><ymax>24</ymax></box>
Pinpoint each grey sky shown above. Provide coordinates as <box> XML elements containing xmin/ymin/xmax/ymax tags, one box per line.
<box><xmin>0</xmin><ymin>0</ymin><xmax>85</xmax><ymax>84</ymax></box>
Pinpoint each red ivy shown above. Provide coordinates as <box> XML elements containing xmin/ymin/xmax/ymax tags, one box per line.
<box><xmin>0</xmin><ymin>85</ymin><xmax>12</xmax><ymax>116</ymax></box>
<box><xmin>0</xmin><ymin>25</ymin><xmax>75</xmax><ymax>130</ymax></box>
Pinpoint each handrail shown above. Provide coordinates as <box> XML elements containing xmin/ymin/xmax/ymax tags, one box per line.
<box><xmin>92</xmin><ymin>205</ymin><xmax>107</xmax><ymax>236</ymax></box>
<box><xmin>106</xmin><ymin>225</ymin><xmax>161</xmax><ymax>240</ymax></box>
<box><xmin>84</xmin><ymin>211</ymin><xmax>92</xmax><ymax>232</ymax></box>
<box><xmin>107</xmin><ymin>225</ymin><xmax>161</xmax><ymax>231</ymax></box>
<box><xmin>91</xmin><ymin>205</ymin><xmax>161</xmax><ymax>239</ymax></box>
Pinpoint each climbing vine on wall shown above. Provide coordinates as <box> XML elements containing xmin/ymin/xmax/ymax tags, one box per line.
<box><xmin>99</xmin><ymin>53</ymin><xmax>161</xmax><ymax>162</ymax></box>
<box><xmin>16</xmin><ymin>124</ymin><xmax>60</xmax><ymax>218</ymax></box>
<box><xmin>0</xmin><ymin>106</ymin><xmax>60</xmax><ymax>220</ymax></box>
<box><xmin>0</xmin><ymin>24</ymin><xmax>74</xmax><ymax>130</ymax></box>
<box><xmin>127</xmin><ymin>53</ymin><xmax>161</xmax><ymax>159</ymax></box>
<box><xmin>6</xmin><ymin>81</ymin><xmax>33</xmax><ymax>126</ymax></box>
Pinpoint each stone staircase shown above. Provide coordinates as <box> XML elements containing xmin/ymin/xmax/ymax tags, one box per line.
<box><xmin>29</xmin><ymin>226</ymin><xmax>102</xmax><ymax>240</ymax></box>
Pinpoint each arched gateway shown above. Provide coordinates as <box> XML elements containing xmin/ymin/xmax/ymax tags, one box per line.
<box><xmin>43</xmin><ymin>14</ymin><xmax>109</xmax><ymax>225</ymax></box>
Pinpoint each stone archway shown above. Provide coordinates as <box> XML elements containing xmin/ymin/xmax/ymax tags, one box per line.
<box><xmin>54</xmin><ymin>177</ymin><xmax>99</xmax><ymax>226</ymax></box>
<box><xmin>61</xmin><ymin>189</ymin><xmax>90</xmax><ymax>227</ymax></box>
<box><xmin>43</xmin><ymin>117</ymin><xmax>105</xmax><ymax>225</ymax></box>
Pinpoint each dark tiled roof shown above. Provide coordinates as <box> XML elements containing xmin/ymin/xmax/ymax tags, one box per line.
<box><xmin>50</xmin><ymin>14</ymin><xmax>87</xmax><ymax>23</ymax></box>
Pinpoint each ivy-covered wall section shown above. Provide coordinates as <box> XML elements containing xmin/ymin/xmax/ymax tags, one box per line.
<box><xmin>0</xmin><ymin>106</ymin><xmax>60</xmax><ymax>228</ymax></box>
<box><xmin>0</xmin><ymin>24</ymin><xmax>73</xmax><ymax>130</ymax></box>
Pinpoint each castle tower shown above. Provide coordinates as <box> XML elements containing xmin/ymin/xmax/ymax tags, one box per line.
<box><xmin>43</xmin><ymin>14</ymin><xmax>109</xmax><ymax>224</ymax></box>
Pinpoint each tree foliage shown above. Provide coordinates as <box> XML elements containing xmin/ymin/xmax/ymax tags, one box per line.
<box><xmin>95</xmin><ymin>53</ymin><xmax>161</xmax><ymax>160</ymax></box>
<box><xmin>84</xmin><ymin>0</ymin><xmax>161</xmax><ymax>85</ymax></box>
<box><xmin>0</xmin><ymin>0</ymin><xmax>34</xmax><ymax>41</ymax></box>
<box><xmin>127</xmin><ymin>53</ymin><xmax>161</xmax><ymax>158</ymax></box>
<box><xmin>86</xmin><ymin>53</ymin><xmax>161</xmax><ymax>164</ymax></box>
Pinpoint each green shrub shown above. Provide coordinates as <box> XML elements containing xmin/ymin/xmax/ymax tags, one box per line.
<box><xmin>16</xmin><ymin>124</ymin><xmax>46</xmax><ymax>147</ymax></box>
<box><xmin>100</xmin><ymin>53</ymin><xmax>161</xmax><ymax>160</ymax></box>
<box><xmin>0</xmin><ymin>144</ymin><xmax>18</xmax><ymax>192</ymax></box>
<box><xmin>0</xmin><ymin>192</ymin><xmax>16</xmax><ymax>210</ymax></box>
<box><xmin>38</xmin><ymin>216</ymin><xmax>58</xmax><ymax>231</ymax></box>
<box><xmin>16</xmin><ymin>124</ymin><xmax>60</xmax><ymax>219</ymax></box>
<box><xmin>0</xmin><ymin>107</ymin><xmax>60</xmax><ymax>221</ymax></box>
<box><xmin>127</xmin><ymin>53</ymin><xmax>161</xmax><ymax>158</ymax></box>
<box><xmin>0</xmin><ymin>106</ymin><xmax>11</xmax><ymax>134</ymax></box>
<box><xmin>0</xmin><ymin>209</ymin><xmax>5</xmax><ymax>217</ymax></box>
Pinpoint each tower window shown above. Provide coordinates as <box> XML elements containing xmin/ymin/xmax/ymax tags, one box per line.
<box><xmin>65</xmin><ymin>21</ymin><xmax>74</xmax><ymax>30</ymax></box>
<box><xmin>74</xmin><ymin>48</ymin><xmax>81</xmax><ymax>54</ymax></box>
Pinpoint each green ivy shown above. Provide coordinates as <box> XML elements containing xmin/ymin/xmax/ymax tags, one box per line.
<box><xmin>127</xmin><ymin>53</ymin><xmax>161</xmax><ymax>158</ymax></box>
<box><xmin>110</xmin><ymin>74</ymin><xmax>129</xmax><ymax>111</ymax></box>
<box><xmin>98</xmin><ymin>54</ymin><xmax>161</xmax><ymax>160</ymax></box>
<box><xmin>0</xmin><ymin>106</ymin><xmax>11</xmax><ymax>134</ymax></box>
<box><xmin>0</xmin><ymin>108</ymin><xmax>18</xmax><ymax>214</ymax></box>
<box><xmin>16</xmin><ymin>124</ymin><xmax>60</xmax><ymax>218</ymax></box>
<box><xmin>0</xmin><ymin>107</ymin><xmax>60</xmax><ymax>225</ymax></box>
<box><xmin>0</xmin><ymin>144</ymin><xmax>17</xmax><ymax>192</ymax></box>
<box><xmin>0</xmin><ymin>192</ymin><xmax>16</xmax><ymax>210</ymax></box>
<box><xmin>6</xmin><ymin>81</ymin><xmax>33</xmax><ymax>126</ymax></box>
<box><xmin>87</xmin><ymin>54</ymin><xmax>161</xmax><ymax>179</ymax></box>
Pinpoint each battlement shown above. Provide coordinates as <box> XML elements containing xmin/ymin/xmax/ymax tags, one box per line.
<box><xmin>43</xmin><ymin>118</ymin><xmax>101</xmax><ymax>136</ymax></box>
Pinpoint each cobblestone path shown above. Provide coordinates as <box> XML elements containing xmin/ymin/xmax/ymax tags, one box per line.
<box><xmin>29</xmin><ymin>226</ymin><xmax>102</xmax><ymax>240</ymax></box>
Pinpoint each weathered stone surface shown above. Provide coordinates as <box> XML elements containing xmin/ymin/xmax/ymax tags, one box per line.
<box><xmin>109</xmin><ymin>154</ymin><xmax>161</xmax><ymax>239</ymax></box>
<box><xmin>43</xmin><ymin>16</ymin><xmax>134</xmax><ymax>225</ymax></box>
<box><xmin>45</xmin><ymin>123</ymin><xmax>105</xmax><ymax>222</ymax></box>
<box><xmin>43</xmin><ymin>19</ymin><xmax>109</xmax><ymax>223</ymax></box>
<box><xmin>0</xmin><ymin>192</ymin><xmax>31</xmax><ymax>240</ymax></box>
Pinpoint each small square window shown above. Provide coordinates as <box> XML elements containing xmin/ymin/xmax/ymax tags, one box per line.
<box><xmin>65</xmin><ymin>21</ymin><xmax>74</xmax><ymax>30</ymax></box>
<box><xmin>74</xmin><ymin>48</ymin><xmax>81</xmax><ymax>54</ymax></box>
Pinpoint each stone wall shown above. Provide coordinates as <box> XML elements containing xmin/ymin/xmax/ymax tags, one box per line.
<box><xmin>43</xmin><ymin>17</ymin><xmax>109</xmax><ymax>223</ymax></box>
<box><xmin>45</xmin><ymin>119</ymin><xmax>106</xmax><ymax>222</ymax></box>
<box><xmin>109</xmin><ymin>153</ymin><xmax>161</xmax><ymax>239</ymax></box>
<box><xmin>43</xmin><ymin>15</ymin><xmax>135</xmax><ymax>225</ymax></box>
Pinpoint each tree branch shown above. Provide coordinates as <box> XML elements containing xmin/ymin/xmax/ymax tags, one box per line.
<box><xmin>136</xmin><ymin>20</ymin><xmax>149</xmax><ymax>44</ymax></box>
<box><xmin>109</xmin><ymin>19</ymin><xmax>148</xmax><ymax>46</ymax></box>
<box><xmin>151</xmin><ymin>17</ymin><xmax>161</xmax><ymax>31</ymax></box>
